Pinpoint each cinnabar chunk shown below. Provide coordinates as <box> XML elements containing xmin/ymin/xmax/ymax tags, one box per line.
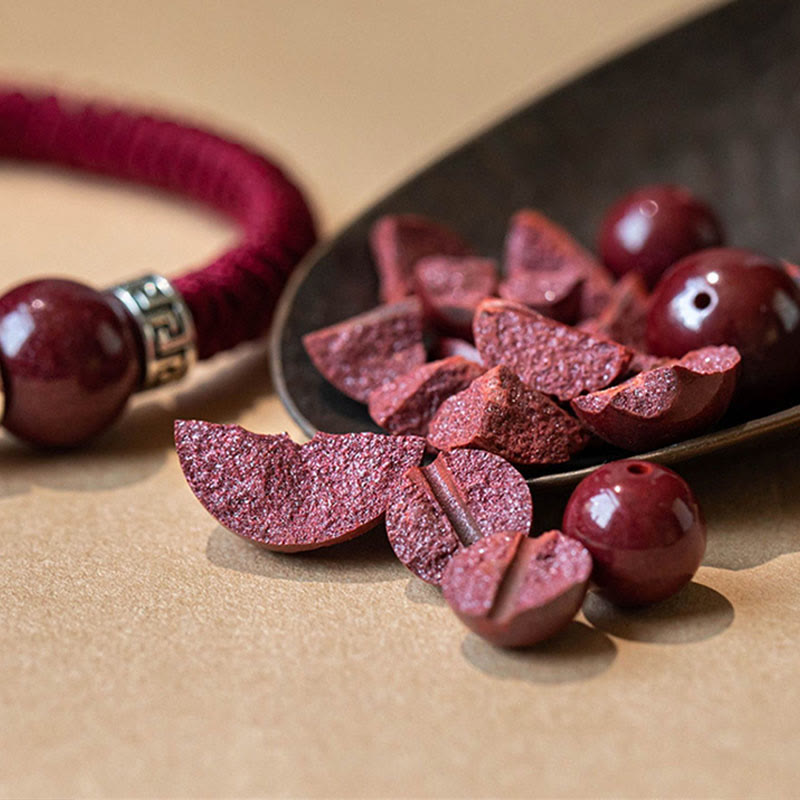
<box><xmin>579</xmin><ymin>272</ymin><xmax>650</xmax><ymax>350</ymax></box>
<box><xmin>504</xmin><ymin>209</ymin><xmax>614</xmax><ymax>319</ymax></box>
<box><xmin>571</xmin><ymin>345</ymin><xmax>740</xmax><ymax>451</ymax></box>
<box><xmin>175</xmin><ymin>421</ymin><xmax>426</xmax><ymax>551</ymax></box>
<box><xmin>302</xmin><ymin>298</ymin><xmax>425</xmax><ymax>403</ymax></box>
<box><xmin>442</xmin><ymin>530</ymin><xmax>592</xmax><ymax>648</ymax></box>
<box><xmin>624</xmin><ymin>351</ymin><xmax>671</xmax><ymax>378</ymax></box>
<box><xmin>427</xmin><ymin>365</ymin><xmax>590</xmax><ymax>464</ymax></box>
<box><xmin>385</xmin><ymin>448</ymin><xmax>533</xmax><ymax>585</ymax></box>
<box><xmin>368</xmin><ymin>356</ymin><xmax>485</xmax><ymax>436</ymax></box>
<box><xmin>413</xmin><ymin>255</ymin><xmax>498</xmax><ymax>339</ymax></box>
<box><xmin>370</xmin><ymin>214</ymin><xmax>472</xmax><ymax>303</ymax></box>
<box><xmin>473</xmin><ymin>298</ymin><xmax>632</xmax><ymax>401</ymax></box>
<box><xmin>498</xmin><ymin>267</ymin><xmax>584</xmax><ymax>324</ymax></box>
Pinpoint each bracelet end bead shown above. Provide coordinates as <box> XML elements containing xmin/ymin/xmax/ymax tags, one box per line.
<box><xmin>0</xmin><ymin>278</ymin><xmax>140</xmax><ymax>447</ymax></box>
<box><xmin>0</xmin><ymin>275</ymin><xmax>197</xmax><ymax>447</ymax></box>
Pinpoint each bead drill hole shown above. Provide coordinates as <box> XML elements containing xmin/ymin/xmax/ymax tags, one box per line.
<box><xmin>627</xmin><ymin>464</ymin><xmax>649</xmax><ymax>475</ymax></box>
<box><xmin>693</xmin><ymin>291</ymin><xmax>712</xmax><ymax>309</ymax></box>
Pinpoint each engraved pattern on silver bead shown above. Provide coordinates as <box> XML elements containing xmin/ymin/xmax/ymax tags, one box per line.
<box><xmin>108</xmin><ymin>274</ymin><xmax>197</xmax><ymax>390</ymax></box>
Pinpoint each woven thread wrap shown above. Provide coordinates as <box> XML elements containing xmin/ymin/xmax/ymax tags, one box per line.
<box><xmin>0</xmin><ymin>89</ymin><xmax>317</xmax><ymax>359</ymax></box>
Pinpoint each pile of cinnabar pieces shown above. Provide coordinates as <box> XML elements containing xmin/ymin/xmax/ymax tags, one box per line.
<box><xmin>304</xmin><ymin>201</ymin><xmax>743</xmax><ymax>458</ymax></box>
<box><xmin>177</xmin><ymin>185</ymin><xmax>800</xmax><ymax>648</ymax></box>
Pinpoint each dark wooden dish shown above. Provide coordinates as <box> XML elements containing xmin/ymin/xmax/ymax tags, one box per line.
<box><xmin>270</xmin><ymin>0</ymin><xmax>800</xmax><ymax>487</ymax></box>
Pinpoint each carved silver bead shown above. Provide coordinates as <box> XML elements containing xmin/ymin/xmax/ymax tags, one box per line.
<box><xmin>107</xmin><ymin>274</ymin><xmax>197</xmax><ymax>390</ymax></box>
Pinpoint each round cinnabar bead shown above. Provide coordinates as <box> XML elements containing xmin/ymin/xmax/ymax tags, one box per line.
<box><xmin>646</xmin><ymin>248</ymin><xmax>800</xmax><ymax>409</ymax></box>
<box><xmin>598</xmin><ymin>184</ymin><xmax>724</xmax><ymax>287</ymax></box>
<box><xmin>562</xmin><ymin>460</ymin><xmax>706</xmax><ymax>606</ymax></box>
<box><xmin>0</xmin><ymin>279</ymin><xmax>141</xmax><ymax>447</ymax></box>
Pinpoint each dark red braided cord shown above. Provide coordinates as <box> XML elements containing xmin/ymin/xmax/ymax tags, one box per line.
<box><xmin>0</xmin><ymin>89</ymin><xmax>317</xmax><ymax>359</ymax></box>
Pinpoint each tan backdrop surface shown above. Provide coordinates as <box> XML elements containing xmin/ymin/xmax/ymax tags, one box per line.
<box><xmin>4</xmin><ymin>1</ymin><xmax>800</xmax><ymax>798</ymax></box>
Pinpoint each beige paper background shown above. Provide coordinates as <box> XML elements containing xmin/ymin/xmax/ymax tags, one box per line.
<box><xmin>4</xmin><ymin>1</ymin><xmax>800</xmax><ymax>797</ymax></box>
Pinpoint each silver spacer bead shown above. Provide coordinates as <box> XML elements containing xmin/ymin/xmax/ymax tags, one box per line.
<box><xmin>107</xmin><ymin>274</ymin><xmax>197</xmax><ymax>390</ymax></box>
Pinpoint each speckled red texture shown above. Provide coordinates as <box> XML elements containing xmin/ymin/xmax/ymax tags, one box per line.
<box><xmin>579</xmin><ymin>272</ymin><xmax>650</xmax><ymax>350</ymax></box>
<box><xmin>504</xmin><ymin>209</ymin><xmax>614</xmax><ymax>319</ymax></box>
<box><xmin>385</xmin><ymin>448</ymin><xmax>533</xmax><ymax>585</ymax></box>
<box><xmin>680</xmin><ymin>345</ymin><xmax>742</xmax><ymax>375</ymax></box>
<box><xmin>370</xmin><ymin>214</ymin><xmax>473</xmax><ymax>303</ymax></box>
<box><xmin>430</xmin><ymin>337</ymin><xmax>483</xmax><ymax>365</ymax></box>
<box><xmin>498</xmin><ymin>267</ymin><xmax>584</xmax><ymax>324</ymax></box>
<box><xmin>175</xmin><ymin>420</ymin><xmax>426</xmax><ymax>551</ymax></box>
<box><xmin>441</xmin><ymin>530</ymin><xmax>592</xmax><ymax>648</ymax></box>
<box><xmin>625</xmin><ymin>351</ymin><xmax>671</xmax><ymax>378</ymax></box>
<box><xmin>302</xmin><ymin>298</ymin><xmax>426</xmax><ymax>403</ymax></box>
<box><xmin>427</xmin><ymin>365</ymin><xmax>590</xmax><ymax>464</ymax></box>
<box><xmin>571</xmin><ymin>345</ymin><xmax>740</xmax><ymax>451</ymax></box>
<box><xmin>473</xmin><ymin>299</ymin><xmax>632</xmax><ymax>401</ymax></box>
<box><xmin>413</xmin><ymin>255</ymin><xmax>497</xmax><ymax>339</ymax></box>
<box><xmin>367</xmin><ymin>356</ymin><xmax>485</xmax><ymax>436</ymax></box>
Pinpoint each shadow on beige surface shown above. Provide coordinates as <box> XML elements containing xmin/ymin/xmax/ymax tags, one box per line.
<box><xmin>583</xmin><ymin>581</ymin><xmax>734</xmax><ymax>644</ymax></box>
<box><xmin>528</xmin><ymin>432</ymin><xmax>800</xmax><ymax>575</ymax></box>
<box><xmin>462</xmin><ymin>621</ymin><xmax>617</xmax><ymax>684</ymax></box>
<box><xmin>680</xmin><ymin>432</ymin><xmax>800</xmax><ymax>572</ymax></box>
<box><xmin>404</xmin><ymin>577</ymin><xmax>445</xmax><ymax>606</ymax></box>
<box><xmin>206</xmin><ymin>523</ymin><xmax>404</xmax><ymax>584</ymax></box>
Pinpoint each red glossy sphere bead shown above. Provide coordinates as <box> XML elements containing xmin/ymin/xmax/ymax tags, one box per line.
<box><xmin>562</xmin><ymin>459</ymin><xmax>706</xmax><ymax>606</ymax></box>
<box><xmin>0</xmin><ymin>279</ymin><xmax>141</xmax><ymax>447</ymax></box>
<box><xmin>598</xmin><ymin>184</ymin><xmax>724</xmax><ymax>287</ymax></box>
<box><xmin>646</xmin><ymin>247</ymin><xmax>800</xmax><ymax>406</ymax></box>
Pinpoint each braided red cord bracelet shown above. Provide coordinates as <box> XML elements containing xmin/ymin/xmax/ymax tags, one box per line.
<box><xmin>0</xmin><ymin>89</ymin><xmax>317</xmax><ymax>447</ymax></box>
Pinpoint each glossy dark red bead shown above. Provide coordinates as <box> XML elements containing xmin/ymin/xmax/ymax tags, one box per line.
<box><xmin>646</xmin><ymin>247</ymin><xmax>800</xmax><ymax>407</ymax></box>
<box><xmin>562</xmin><ymin>460</ymin><xmax>706</xmax><ymax>606</ymax></box>
<box><xmin>0</xmin><ymin>279</ymin><xmax>141</xmax><ymax>447</ymax></box>
<box><xmin>598</xmin><ymin>184</ymin><xmax>724</xmax><ymax>287</ymax></box>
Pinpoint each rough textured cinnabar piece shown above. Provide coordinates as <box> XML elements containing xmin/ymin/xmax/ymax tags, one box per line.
<box><xmin>368</xmin><ymin>356</ymin><xmax>485</xmax><ymax>436</ymax></box>
<box><xmin>413</xmin><ymin>255</ymin><xmax>497</xmax><ymax>339</ymax></box>
<box><xmin>370</xmin><ymin>214</ymin><xmax>473</xmax><ymax>303</ymax></box>
<box><xmin>504</xmin><ymin>209</ymin><xmax>614</xmax><ymax>319</ymax></box>
<box><xmin>579</xmin><ymin>272</ymin><xmax>650</xmax><ymax>350</ymax></box>
<box><xmin>571</xmin><ymin>345</ymin><xmax>740</xmax><ymax>451</ymax></box>
<box><xmin>625</xmin><ymin>351</ymin><xmax>671</xmax><ymax>378</ymax></box>
<box><xmin>175</xmin><ymin>420</ymin><xmax>426</xmax><ymax>551</ymax></box>
<box><xmin>385</xmin><ymin>448</ymin><xmax>533</xmax><ymax>585</ymax></box>
<box><xmin>302</xmin><ymin>298</ymin><xmax>426</xmax><ymax>403</ymax></box>
<box><xmin>427</xmin><ymin>365</ymin><xmax>590</xmax><ymax>464</ymax></box>
<box><xmin>441</xmin><ymin>530</ymin><xmax>592</xmax><ymax>648</ymax></box>
<box><xmin>473</xmin><ymin>298</ymin><xmax>632</xmax><ymax>401</ymax></box>
<box><xmin>499</xmin><ymin>267</ymin><xmax>584</xmax><ymax>324</ymax></box>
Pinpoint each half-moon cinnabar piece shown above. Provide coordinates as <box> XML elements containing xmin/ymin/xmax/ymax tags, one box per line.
<box><xmin>571</xmin><ymin>346</ymin><xmax>741</xmax><ymax>452</ymax></box>
<box><xmin>175</xmin><ymin>420</ymin><xmax>426</xmax><ymax>551</ymax></box>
